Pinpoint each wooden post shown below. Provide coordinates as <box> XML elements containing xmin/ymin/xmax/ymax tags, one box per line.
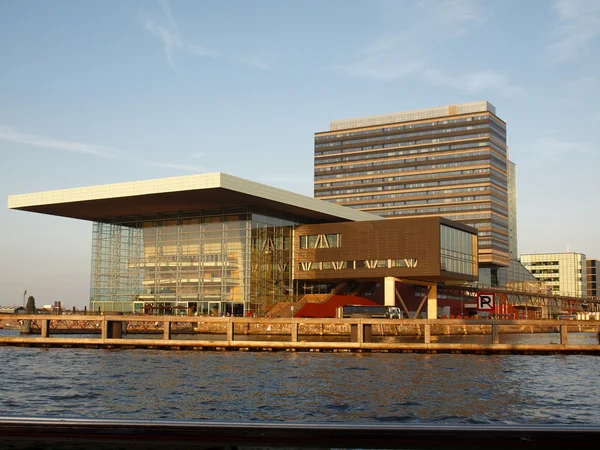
<box><xmin>560</xmin><ymin>324</ymin><xmax>568</xmax><ymax>345</ymax></box>
<box><xmin>226</xmin><ymin>319</ymin><xmax>234</xmax><ymax>342</ymax></box>
<box><xmin>291</xmin><ymin>321</ymin><xmax>298</xmax><ymax>342</ymax></box>
<box><xmin>492</xmin><ymin>323</ymin><xmax>499</xmax><ymax>344</ymax></box>
<box><xmin>163</xmin><ymin>320</ymin><xmax>171</xmax><ymax>340</ymax></box>
<box><xmin>101</xmin><ymin>318</ymin><xmax>108</xmax><ymax>340</ymax></box>
<box><xmin>357</xmin><ymin>321</ymin><xmax>364</xmax><ymax>343</ymax></box>
<box><xmin>424</xmin><ymin>323</ymin><xmax>431</xmax><ymax>344</ymax></box>
<box><xmin>41</xmin><ymin>319</ymin><xmax>49</xmax><ymax>338</ymax></box>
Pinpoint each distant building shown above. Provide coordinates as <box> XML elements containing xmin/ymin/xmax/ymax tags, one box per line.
<box><xmin>314</xmin><ymin>101</ymin><xmax>510</xmax><ymax>268</ymax></box>
<box><xmin>520</xmin><ymin>253</ymin><xmax>587</xmax><ymax>298</ymax></box>
<box><xmin>587</xmin><ymin>259</ymin><xmax>599</xmax><ymax>298</ymax></box>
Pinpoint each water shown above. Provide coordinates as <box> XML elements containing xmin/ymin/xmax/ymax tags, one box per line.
<box><xmin>1</xmin><ymin>336</ymin><xmax>600</xmax><ymax>425</ymax></box>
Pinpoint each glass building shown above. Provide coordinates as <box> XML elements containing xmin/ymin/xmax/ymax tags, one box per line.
<box><xmin>91</xmin><ymin>209</ymin><xmax>296</xmax><ymax>316</ymax></box>
<box><xmin>520</xmin><ymin>253</ymin><xmax>587</xmax><ymax>298</ymax></box>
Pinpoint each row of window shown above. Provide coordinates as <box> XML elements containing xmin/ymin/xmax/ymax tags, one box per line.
<box><xmin>326</xmin><ymin>185</ymin><xmax>492</xmax><ymax>204</ymax></box>
<box><xmin>315</xmin><ymin>148</ymin><xmax>507</xmax><ymax>175</ymax></box>
<box><xmin>315</xmin><ymin>123</ymin><xmax>491</xmax><ymax>149</ymax></box>
<box><xmin>315</xmin><ymin>167</ymin><xmax>496</xmax><ymax>189</ymax></box>
<box><xmin>315</xmin><ymin>141</ymin><xmax>491</xmax><ymax>166</ymax></box>
<box><xmin>298</xmin><ymin>234</ymin><xmax>342</xmax><ymax>249</ymax></box>
<box><xmin>297</xmin><ymin>258</ymin><xmax>418</xmax><ymax>271</ymax></box>
<box><xmin>315</xmin><ymin>157</ymin><xmax>494</xmax><ymax>181</ymax></box>
<box><xmin>316</xmin><ymin>175</ymin><xmax>494</xmax><ymax>197</ymax></box>
<box><xmin>315</xmin><ymin>115</ymin><xmax>493</xmax><ymax>141</ymax></box>
<box><xmin>315</xmin><ymin>132</ymin><xmax>495</xmax><ymax>157</ymax></box>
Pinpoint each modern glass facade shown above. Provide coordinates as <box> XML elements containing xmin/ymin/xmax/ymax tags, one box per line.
<box><xmin>520</xmin><ymin>253</ymin><xmax>587</xmax><ymax>298</ymax></box>
<box><xmin>314</xmin><ymin>102</ymin><xmax>510</xmax><ymax>267</ymax></box>
<box><xmin>440</xmin><ymin>225</ymin><xmax>478</xmax><ymax>276</ymax></box>
<box><xmin>91</xmin><ymin>209</ymin><xmax>296</xmax><ymax>315</ymax></box>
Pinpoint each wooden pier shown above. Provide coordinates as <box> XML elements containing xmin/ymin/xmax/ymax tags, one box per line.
<box><xmin>1</xmin><ymin>315</ymin><xmax>600</xmax><ymax>354</ymax></box>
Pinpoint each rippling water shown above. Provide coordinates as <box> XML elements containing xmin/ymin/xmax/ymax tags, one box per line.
<box><xmin>1</xmin><ymin>334</ymin><xmax>600</xmax><ymax>425</ymax></box>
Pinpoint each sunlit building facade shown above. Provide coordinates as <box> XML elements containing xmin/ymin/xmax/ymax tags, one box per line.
<box><xmin>9</xmin><ymin>173</ymin><xmax>478</xmax><ymax>316</ymax></box>
<box><xmin>314</xmin><ymin>101</ymin><xmax>510</xmax><ymax>268</ymax></box>
<box><xmin>520</xmin><ymin>253</ymin><xmax>587</xmax><ymax>298</ymax></box>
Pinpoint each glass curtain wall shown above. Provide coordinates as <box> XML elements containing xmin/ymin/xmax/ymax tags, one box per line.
<box><xmin>91</xmin><ymin>209</ymin><xmax>296</xmax><ymax>315</ymax></box>
<box><xmin>440</xmin><ymin>225</ymin><xmax>478</xmax><ymax>276</ymax></box>
<box><xmin>250</xmin><ymin>214</ymin><xmax>295</xmax><ymax>317</ymax></box>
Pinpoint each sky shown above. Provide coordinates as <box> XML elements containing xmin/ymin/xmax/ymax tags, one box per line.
<box><xmin>0</xmin><ymin>0</ymin><xmax>599</xmax><ymax>308</ymax></box>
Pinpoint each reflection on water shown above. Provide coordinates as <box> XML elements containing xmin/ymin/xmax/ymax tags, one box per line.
<box><xmin>1</xmin><ymin>343</ymin><xmax>599</xmax><ymax>424</ymax></box>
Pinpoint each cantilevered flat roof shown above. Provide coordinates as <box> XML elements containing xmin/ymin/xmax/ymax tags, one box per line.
<box><xmin>8</xmin><ymin>172</ymin><xmax>381</xmax><ymax>223</ymax></box>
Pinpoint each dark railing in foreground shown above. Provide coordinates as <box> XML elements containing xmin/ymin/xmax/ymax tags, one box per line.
<box><xmin>1</xmin><ymin>417</ymin><xmax>600</xmax><ymax>449</ymax></box>
<box><xmin>2</xmin><ymin>315</ymin><xmax>600</xmax><ymax>353</ymax></box>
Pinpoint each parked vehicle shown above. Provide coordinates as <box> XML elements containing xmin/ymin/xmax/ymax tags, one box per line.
<box><xmin>337</xmin><ymin>305</ymin><xmax>403</xmax><ymax>319</ymax></box>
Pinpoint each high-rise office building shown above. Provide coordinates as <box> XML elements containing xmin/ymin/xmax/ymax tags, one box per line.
<box><xmin>314</xmin><ymin>101</ymin><xmax>510</xmax><ymax>267</ymax></box>
<box><xmin>520</xmin><ymin>253</ymin><xmax>587</xmax><ymax>298</ymax></box>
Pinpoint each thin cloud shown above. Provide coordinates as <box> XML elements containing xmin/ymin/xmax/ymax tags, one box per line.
<box><xmin>143</xmin><ymin>0</ymin><xmax>266</xmax><ymax>71</ymax></box>
<box><xmin>334</xmin><ymin>0</ymin><xmax>518</xmax><ymax>95</ymax></box>
<box><xmin>0</xmin><ymin>125</ymin><xmax>123</xmax><ymax>160</ymax></box>
<box><xmin>143</xmin><ymin>0</ymin><xmax>217</xmax><ymax>68</ymax></box>
<box><xmin>546</xmin><ymin>0</ymin><xmax>600</xmax><ymax>64</ymax></box>
<box><xmin>0</xmin><ymin>125</ymin><xmax>207</xmax><ymax>173</ymax></box>
<box><xmin>236</xmin><ymin>56</ymin><xmax>271</xmax><ymax>71</ymax></box>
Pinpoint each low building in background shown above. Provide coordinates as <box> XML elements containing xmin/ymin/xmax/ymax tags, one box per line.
<box><xmin>587</xmin><ymin>259</ymin><xmax>599</xmax><ymax>298</ymax></box>
<box><xmin>520</xmin><ymin>253</ymin><xmax>587</xmax><ymax>298</ymax></box>
<box><xmin>8</xmin><ymin>173</ymin><xmax>478</xmax><ymax>318</ymax></box>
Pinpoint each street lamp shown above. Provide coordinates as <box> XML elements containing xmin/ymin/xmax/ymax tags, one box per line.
<box><xmin>23</xmin><ymin>289</ymin><xmax>27</xmax><ymax>309</ymax></box>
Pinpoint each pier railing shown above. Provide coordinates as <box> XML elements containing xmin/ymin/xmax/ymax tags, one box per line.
<box><xmin>2</xmin><ymin>315</ymin><xmax>600</xmax><ymax>353</ymax></box>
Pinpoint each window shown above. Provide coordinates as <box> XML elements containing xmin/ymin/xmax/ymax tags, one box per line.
<box><xmin>299</xmin><ymin>234</ymin><xmax>342</xmax><ymax>249</ymax></box>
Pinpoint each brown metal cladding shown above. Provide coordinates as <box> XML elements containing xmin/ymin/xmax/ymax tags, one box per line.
<box><xmin>294</xmin><ymin>217</ymin><xmax>477</xmax><ymax>283</ymax></box>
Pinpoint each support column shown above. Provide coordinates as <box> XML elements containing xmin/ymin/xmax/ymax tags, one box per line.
<box><xmin>384</xmin><ymin>277</ymin><xmax>396</xmax><ymax>307</ymax></box>
<box><xmin>427</xmin><ymin>284</ymin><xmax>438</xmax><ymax>319</ymax></box>
<box><xmin>560</xmin><ymin>324</ymin><xmax>568</xmax><ymax>345</ymax></box>
<box><xmin>291</xmin><ymin>322</ymin><xmax>298</xmax><ymax>342</ymax></box>
<box><xmin>41</xmin><ymin>319</ymin><xmax>49</xmax><ymax>338</ymax></box>
<box><xmin>424</xmin><ymin>323</ymin><xmax>431</xmax><ymax>344</ymax></box>
<box><xmin>163</xmin><ymin>321</ymin><xmax>171</xmax><ymax>340</ymax></box>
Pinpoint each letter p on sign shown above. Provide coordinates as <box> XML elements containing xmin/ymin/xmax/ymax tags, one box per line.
<box><xmin>477</xmin><ymin>293</ymin><xmax>495</xmax><ymax>311</ymax></box>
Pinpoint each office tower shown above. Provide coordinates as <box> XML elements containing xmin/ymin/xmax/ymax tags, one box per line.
<box><xmin>315</xmin><ymin>101</ymin><xmax>509</xmax><ymax>267</ymax></box>
<box><xmin>520</xmin><ymin>253</ymin><xmax>587</xmax><ymax>298</ymax></box>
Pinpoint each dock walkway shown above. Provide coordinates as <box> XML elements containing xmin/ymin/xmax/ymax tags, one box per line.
<box><xmin>1</xmin><ymin>315</ymin><xmax>599</xmax><ymax>354</ymax></box>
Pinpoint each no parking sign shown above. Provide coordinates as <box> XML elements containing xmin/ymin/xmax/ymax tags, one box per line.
<box><xmin>477</xmin><ymin>293</ymin><xmax>495</xmax><ymax>311</ymax></box>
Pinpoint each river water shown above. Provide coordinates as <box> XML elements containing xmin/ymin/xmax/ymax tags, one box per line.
<box><xmin>1</xmin><ymin>331</ymin><xmax>600</xmax><ymax>425</ymax></box>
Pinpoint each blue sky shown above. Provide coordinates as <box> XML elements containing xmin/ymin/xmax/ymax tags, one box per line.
<box><xmin>1</xmin><ymin>0</ymin><xmax>599</xmax><ymax>307</ymax></box>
